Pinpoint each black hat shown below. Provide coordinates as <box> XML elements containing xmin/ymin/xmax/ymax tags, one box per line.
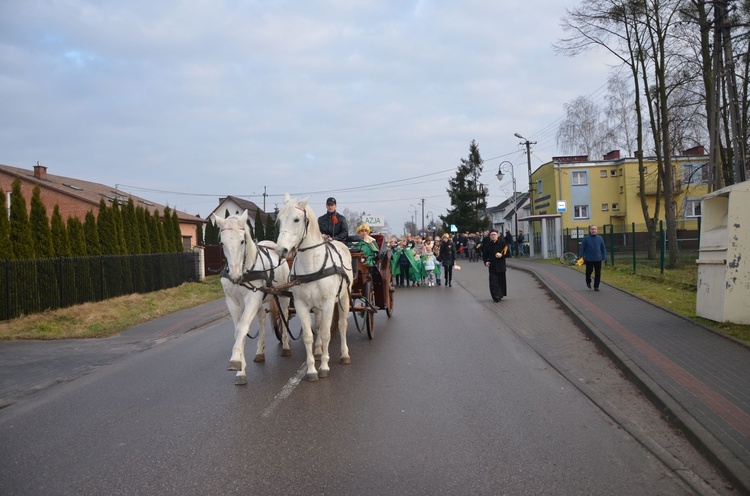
<box><xmin>490</xmin><ymin>229</ymin><xmax>498</xmax><ymax>234</ymax></box>
<box><xmin>326</xmin><ymin>197</ymin><xmax>336</xmax><ymax>205</ymax></box>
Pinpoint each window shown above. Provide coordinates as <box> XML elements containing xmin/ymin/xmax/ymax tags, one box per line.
<box><xmin>610</xmin><ymin>170</ymin><xmax>617</xmax><ymax>177</ymax></box>
<box><xmin>683</xmin><ymin>163</ymin><xmax>707</xmax><ymax>184</ymax></box>
<box><xmin>685</xmin><ymin>199</ymin><xmax>702</xmax><ymax>217</ymax></box>
<box><xmin>572</xmin><ymin>171</ymin><xmax>587</xmax><ymax>185</ymax></box>
<box><xmin>573</xmin><ymin>205</ymin><xmax>589</xmax><ymax>219</ymax></box>
<box><xmin>537</xmin><ymin>180</ymin><xmax>543</xmax><ymax>195</ymax></box>
<box><xmin>612</xmin><ymin>203</ymin><xmax>619</xmax><ymax>211</ymax></box>
<box><xmin>600</xmin><ymin>170</ymin><xmax>608</xmax><ymax>178</ymax></box>
<box><xmin>602</xmin><ymin>203</ymin><xmax>609</xmax><ymax>211</ymax></box>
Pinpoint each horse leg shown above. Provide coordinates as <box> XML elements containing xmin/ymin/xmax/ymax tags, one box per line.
<box><xmin>296</xmin><ymin>304</ymin><xmax>318</xmax><ymax>381</ymax></box>
<box><xmin>253</xmin><ymin>308</ymin><xmax>266</xmax><ymax>363</ymax></box>
<box><xmin>229</xmin><ymin>296</ymin><xmax>261</xmax><ymax>385</ymax></box>
<box><xmin>312</xmin><ymin>308</ymin><xmax>323</xmax><ymax>360</ymax></box>
<box><xmin>279</xmin><ymin>296</ymin><xmax>292</xmax><ymax>357</ymax></box>
<box><xmin>337</xmin><ymin>297</ymin><xmax>351</xmax><ymax>365</ymax></box>
<box><xmin>316</xmin><ymin>303</ymin><xmax>335</xmax><ymax>378</ymax></box>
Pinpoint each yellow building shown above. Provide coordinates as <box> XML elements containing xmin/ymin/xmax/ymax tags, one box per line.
<box><xmin>528</xmin><ymin>147</ymin><xmax>709</xmax><ymax>258</ymax></box>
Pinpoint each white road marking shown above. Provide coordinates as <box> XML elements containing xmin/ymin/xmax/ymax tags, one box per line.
<box><xmin>261</xmin><ymin>362</ymin><xmax>307</xmax><ymax>417</ymax></box>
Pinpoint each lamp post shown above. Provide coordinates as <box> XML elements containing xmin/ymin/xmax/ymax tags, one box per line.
<box><xmin>496</xmin><ymin>161</ymin><xmax>518</xmax><ymax>237</ymax></box>
<box><xmin>515</xmin><ymin>132</ymin><xmax>536</xmax><ymax>215</ymax></box>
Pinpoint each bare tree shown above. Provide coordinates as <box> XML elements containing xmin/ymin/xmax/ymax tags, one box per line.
<box><xmin>556</xmin><ymin>95</ymin><xmax>612</xmax><ymax>158</ymax></box>
<box><xmin>604</xmin><ymin>70</ymin><xmax>641</xmax><ymax>155</ymax></box>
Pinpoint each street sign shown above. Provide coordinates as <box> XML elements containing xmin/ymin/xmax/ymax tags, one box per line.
<box><xmin>557</xmin><ymin>201</ymin><xmax>567</xmax><ymax>213</ymax></box>
<box><xmin>450</xmin><ymin>224</ymin><xmax>458</xmax><ymax>232</ymax></box>
<box><xmin>362</xmin><ymin>215</ymin><xmax>384</xmax><ymax>227</ymax></box>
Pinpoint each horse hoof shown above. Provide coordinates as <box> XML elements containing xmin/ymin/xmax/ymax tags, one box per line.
<box><xmin>235</xmin><ymin>376</ymin><xmax>247</xmax><ymax>386</ymax></box>
<box><xmin>228</xmin><ymin>360</ymin><xmax>242</xmax><ymax>371</ymax></box>
<box><xmin>281</xmin><ymin>349</ymin><xmax>292</xmax><ymax>357</ymax></box>
<box><xmin>319</xmin><ymin>369</ymin><xmax>329</xmax><ymax>378</ymax></box>
<box><xmin>340</xmin><ymin>356</ymin><xmax>351</xmax><ymax>365</ymax></box>
<box><xmin>253</xmin><ymin>354</ymin><xmax>265</xmax><ymax>363</ymax></box>
<box><xmin>306</xmin><ymin>372</ymin><xmax>319</xmax><ymax>382</ymax></box>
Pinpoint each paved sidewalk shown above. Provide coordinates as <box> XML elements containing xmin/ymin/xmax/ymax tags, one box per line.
<box><xmin>506</xmin><ymin>257</ymin><xmax>750</xmax><ymax>493</ymax></box>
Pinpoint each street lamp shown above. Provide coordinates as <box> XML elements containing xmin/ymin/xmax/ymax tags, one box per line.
<box><xmin>515</xmin><ymin>132</ymin><xmax>537</xmax><ymax>215</ymax></box>
<box><xmin>496</xmin><ymin>161</ymin><xmax>518</xmax><ymax>237</ymax></box>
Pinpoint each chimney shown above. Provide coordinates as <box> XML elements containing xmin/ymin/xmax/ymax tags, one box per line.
<box><xmin>603</xmin><ymin>150</ymin><xmax>621</xmax><ymax>161</ymax></box>
<box><xmin>682</xmin><ymin>145</ymin><xmax>706</xmax><ymax>156</ymax></box>
<box><xmin>33</xmin><ymin>161</ymin><xmax>48</xmax><ymax>180</ymax></box>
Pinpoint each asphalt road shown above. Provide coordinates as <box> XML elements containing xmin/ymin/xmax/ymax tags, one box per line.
<box><xmin>0</xmin><ymin>262</ymin><xmax>731</xmax><ymax>495</ymax></box>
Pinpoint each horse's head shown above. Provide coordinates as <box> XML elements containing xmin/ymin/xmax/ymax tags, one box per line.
<box><xmin>214</xmin><ymin>210</ymin><xmax>251</xmax><ymax>284</ymax></box>
<box><xmin>275</xmin><ymin>193</ymin><xmax>314</xmax><ymax>259</ymax></box>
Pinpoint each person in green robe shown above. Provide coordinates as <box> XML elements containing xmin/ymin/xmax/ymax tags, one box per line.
<box><xmin>353</xmin><ymin>224</ymin><xmax>380</xmax><ymax>266</ymax></box>
<box><xmin>391</xmin><ymin>237</ymin><xmax>420</xmax><ymax>287</ymax></box>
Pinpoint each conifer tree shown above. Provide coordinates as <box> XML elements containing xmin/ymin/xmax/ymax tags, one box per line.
<box><xmin>204</xmin><ymin>216</ymin><xmax>219</xmax><ymax>245</ymax></box>
<box><xmin>266</xmin><ymin>207</ymin><xmax>278</xmax><ymax>242</ymax></box>
<box><xmin>195</xmin><ymin>216</ymin><xmax>205</xmax><ymax>246</ymax></box>
<box><xmin>137</xmin><ymin>207</ymin><xmax>152</xmax><ymax>254</ymax></box>
<box><xmin>0</xmin><ymin>188</ymin><xmax>14</xmax><ymax>259</ymax></box>
<box><xmin>9</xmin><ymin>179</ymin><xmax>35</xmax><ymax>259</ymax></box>
<box><xmin>84</xmin><ymin>210</ymin><xmax>101</xmax><ymax>256</ymax></box>
<box><xmin>50</xmin><ymin>205</ymin><xmax>71</xmax><ymax>257</ymax></box>
<box><xmin>97</xmin><ymin>199</ymin><xmax>117</xmax><ymax>255</ymax></box>
<box><xmin>170</xmin><ymin>209</ymin><xmax>183</xmax><ymax>252</ymax></box>
<box><xmin>254</xmin><ymin>207</ymin><xmax>265</xmax><ymax>241</ymax></box>
<box><xmin>149</xmin><ymin>210</ymin><xmax>164</xmax><ymax>253</ymax></box>
<box><xmin>67</xmin><ymin>216</ymin><xmax>87</xmax><ymax>256</ymax></box>
<box><xmin>30</xmin><ymin>186</ymin><xmax>54</xmax><ymax>258</ymax></box>
<box><xmin>123</xmin><ymin>198</ymin><xmax>142</xmax><ymax>255</ymax></box>
<box><xmin>110</xmin><ymin>199</ymin><xmax>127</xmax><ymax>255</ymax></box>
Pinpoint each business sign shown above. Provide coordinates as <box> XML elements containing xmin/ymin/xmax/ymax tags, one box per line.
<box><xmin>362</xmin><ymin>215</ymin><xmax>385</xmax><ymax>227</ymax></box>
<box><xmin>557</xmin><ymin>200</ymin><xmax>567</xmax><ymax>213</ymax></box>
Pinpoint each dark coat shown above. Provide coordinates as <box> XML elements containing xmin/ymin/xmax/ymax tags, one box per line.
<box><xmin>317</xmin><ymin>211</ymin><xmax>349</xmax><ymax>242</ymax></box>
<box><xmin>438</xmin><ymin>239</ymin><xmax>457</xmax><ymax>266</ymax></box>
<box><xmin>482</xmin><ymin>237</ymin><xmax>508</xmax><ymax>273</ymax></box>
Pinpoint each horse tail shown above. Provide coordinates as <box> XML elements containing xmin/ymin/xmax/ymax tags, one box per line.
<box><xmin>268</xmin><ymin>297</ymin><xmax>279</xmax><ymax>322</ymax></box>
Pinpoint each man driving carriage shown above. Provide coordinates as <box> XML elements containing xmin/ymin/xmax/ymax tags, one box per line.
<box><xmin>317</xmin><ymin>197</ymin><xmax>349</xmax><ymax>242</ymax></box>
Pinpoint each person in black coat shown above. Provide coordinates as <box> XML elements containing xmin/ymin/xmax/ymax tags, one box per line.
<box><xmin>317</xmin><ymin>197</ymin><xmax>349</xmax><ymax>242</ymax></box>
<box><xmin>482</xmin><ymin>229</ymin><xmax>508</xmax><ymax>301</ymax></box>
<box><xmin>437</xmin><ymin>233</ymin><xmax>457</xmax><ymax>287</ymax></box>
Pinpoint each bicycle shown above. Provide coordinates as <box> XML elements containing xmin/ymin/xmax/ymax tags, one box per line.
<box><xmin>560</xmin><ymin>252</ymin><xmax>579</xmax><ymax>266</ymax></box>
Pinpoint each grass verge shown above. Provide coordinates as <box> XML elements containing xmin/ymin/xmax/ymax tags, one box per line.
<box><xmin>0</xmin><ymin>276</ymin><xmax>225</xmax><ymax>340</ymax></box>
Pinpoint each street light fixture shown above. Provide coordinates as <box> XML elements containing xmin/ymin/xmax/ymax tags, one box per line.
<box><xmin>515</xmin><ymin>132</ymin><xmax>537</xmax><ymax>215</ymax></box>
<box><xmin>496</xmin><ymin>161</ymin><xmax>518</xmax><ymax>238</ymax></box>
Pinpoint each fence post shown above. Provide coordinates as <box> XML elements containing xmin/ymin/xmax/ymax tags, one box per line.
<box><xmin>4</xmin><ymin>259</ymin><xmax>9</xmax><ymax>320</ymax></box>
<box><xmin>632</xmin><ymin>222</ymin><xmax>636</xmax><ymax>273</ymax></box>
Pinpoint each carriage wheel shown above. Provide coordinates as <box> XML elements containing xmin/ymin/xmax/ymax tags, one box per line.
<box><xmin>364</xmin><ymin>281</ymin><xmax>376</xmax><ymax>339</ymax></box>
<box><xmin>385</xmin><ymin>285</ymin><xmax>394</xmax><ymax>318</ymax></box>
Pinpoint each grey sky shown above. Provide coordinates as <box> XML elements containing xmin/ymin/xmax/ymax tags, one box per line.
<box><xmin>0</xmin><ymin>0</ymin><xmax>615</xmax><ymax>231</ymax></box>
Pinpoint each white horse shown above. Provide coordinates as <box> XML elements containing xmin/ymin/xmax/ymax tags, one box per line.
<box><xmin>274</xmin><ymin>193</ymin><xmax>353</xmax><ymax>382</ymax></box>
<box><xmin>213</xmin><ymin>210</ymin><xmax>291</xmax><ymax>385</ymax></box>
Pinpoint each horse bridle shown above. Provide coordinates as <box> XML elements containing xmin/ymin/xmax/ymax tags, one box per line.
<box><xmin>219</xmin><ymin>226</ymin><xmax>285</xmax><ymax>291</ymax></box>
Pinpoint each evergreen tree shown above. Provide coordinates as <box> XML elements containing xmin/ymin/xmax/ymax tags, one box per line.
<box><xmin>9</xmin><ymin>179</ymin><xmax>35</xmax><ymax>259</ymax></box>
<box><xmin>0</xmin><ymin>188</ymin><xmax>14</xmax><ymax>259</ymax></box>
<box><xmin>110</xmin><ymin>199</ymin><xmax>127</xmax><ymax>255</ymax></box>
<box><xmin>30</xmin><ymin>186</ymin><xmax>54</xmax><ymax>258</ymax></box>
<box><xmin>204</xmin><ymin>216</ymin><xmax>219</xmax><ymax>245</ymax></box>
<box><xmin>123</xmin><ymin>198</ymin><xmax>142</xmax><ymax>255</ymax></box>
<box><xmin>84</xmin><ymin>210</ymin><xmax>101</xmax><ymax>256</ymax></box>
<box><xmin>67</xmin><ymin>216</ymin><xmax>87</xmax><ymax>256</ymax></box>
<box><xmin>97</xmin><ymin>199</ymin><xmax>117</xmax><ymax>255</ymax></box>
<box><xmin>254</xmin><ymin>207</ymin><xmax>265</xmax><ymax>241</ymax></box>
<box><xmin>50</xmin><ymin>205</ymin><xmax>71</xmax><ymax>257</ymax></box>
<box><xmin>149</xmin><ymin>210</ymin><xmax>164</xmax><ymax>253</ymax></box>
<box><xmin>195</xmin><ymin>216</ymin><xmax>205</xmax><ymax>245</ymax></box>
<box><xmin>137</xmin><ymin>206</ymin><xmax>152</xmax><ymax>254</ymax></box>
<box><xmin>265</xmin><ymin>207</ymin><xmax>278</xmax><ymax>242</ymax></box>
<box><xmin>170</xmin><ymin>209</ymin><xmax>183</xmax><ymax>252</ymax></box>
<box><xmin>441</xmin><ymin>140</ymin><xmax>490</xmax><ymax>233</ymax></box>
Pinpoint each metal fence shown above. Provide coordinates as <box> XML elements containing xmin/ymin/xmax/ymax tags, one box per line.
<box><xmin>562</xmin><ymin>221</ymin><xmax>700</xmax><ymax>276</ymax></box>
<box><xmin>0</xmin><ymin>252</ymin><xmax>199</xmax><ymax>321</ymax></box>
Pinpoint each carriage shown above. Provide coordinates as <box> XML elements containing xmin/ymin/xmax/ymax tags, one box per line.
<box><xmin>273</xmin><ymin>234</ymin><xmax>394</xmax><ymax>341</ymax></box>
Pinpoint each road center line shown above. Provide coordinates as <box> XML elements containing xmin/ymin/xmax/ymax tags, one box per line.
<box><xmin>261</xmin><ymin>363</ymin><xmax>307</xmax><ymax>417</ymax></box>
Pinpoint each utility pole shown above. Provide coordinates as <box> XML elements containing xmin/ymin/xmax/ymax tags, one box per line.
<box><xmin>421</xmin><ymin>198</ymin><xmax>425</xmax><ymax>235</ymax></box>
<box><xmin>515</xmin><ymin>133</ymin><xmax>537</xmax><ymax>214</ymax></box>
<box><xmin>263</xmin><ymin>186</ymin><xmax>267</xmax><ymax>211</ymax></box>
